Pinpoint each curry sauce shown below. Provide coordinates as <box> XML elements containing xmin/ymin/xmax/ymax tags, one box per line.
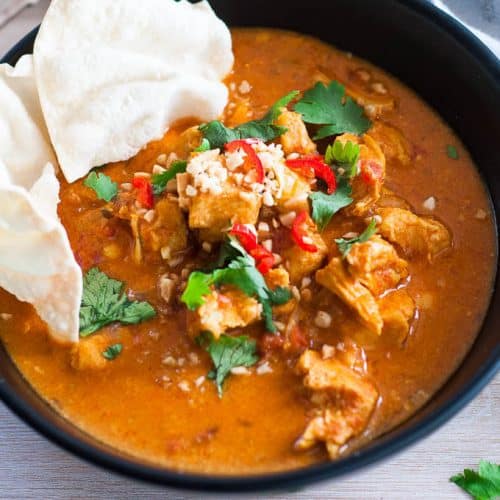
<box><xmin>0</xmin><ymin>29</ymin><xmax>496</xmax><ymax>474</ymax></box>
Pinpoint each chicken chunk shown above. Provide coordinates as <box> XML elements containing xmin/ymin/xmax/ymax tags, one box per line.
<box><xmin>276</xmin><ymin>166</ymin><xmax>312</xmax><ymax>214</ymax></box>
<box><xmin>337</xmin><ymin>133</ymin><xmax>386</xmax><ymax>216</ymax></box>
<box><xmin>283</xmin><ymin>223</ymin><xmax>328</xmax><ymax>284</ymax></box>
<box><xmin>295</xmin><ymin>350</ymin><xmax>378</xmax><ymax>458</ymax></box>
<box><xmin>181</xmin><ymin>182</ymin><xmax>262</xmax><ymax>242</ymax></box>
<box><xmin>378</xmin><ymin>289</ymin><xmax>415</xmax><ymax>343</ymax></box>
<box><xmin>276</xmin><ymin>110</ymin><xmax>317</xmax><ymax>156</ymax></box>
<box><xmin>188</xmin><ymin>288</ymin><xmax>262</xmax><ymax>339</ymax></box>
<box><xmin>346</xmin><ymin>235</ymin><xmax>409</xmax><ymax>296</ymax></box>
<box><xmin>377</xmin><ymin>208</ymin><xmax>452</xmax><ymax>261</ymax></box>
<box><xmin>70</xmin><ymin>335</ymin><xmax>110</xmax><ymax>370</ymax></box>
<box><xmin>139</xmin><ymin>196</ymin><xmax>188</xmax><ymax>258</ymax></box>
<box><xmin>316</xmin><ymin>257</ymin><xmax>383</xmax><ymax>335</ymax></box>
<box><xmin>369</xmin><ymin>122</ymin><xmax>412</xmax><ymax>167</ymax></box>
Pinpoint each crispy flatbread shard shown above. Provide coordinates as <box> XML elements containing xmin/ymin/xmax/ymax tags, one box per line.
<box><xmin>0</xmin><ymin>56</ymin><xmax>56</xmax><ymax>187</ymax></box>
<box><xmin>0</xmin><ymin>56</ymin><xmax>81</xmax><ymax>343</ymax></box>
<box><xmin>34</xmin><ymin>0</ymin><xmax>234</xmax><ymax>183</ymax></box>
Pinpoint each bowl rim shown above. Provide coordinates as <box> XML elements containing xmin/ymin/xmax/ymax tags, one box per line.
<box><xmin>0</xmin><ymin>0</ymin><xmax>499</xmax><ymax>492</ymax></box>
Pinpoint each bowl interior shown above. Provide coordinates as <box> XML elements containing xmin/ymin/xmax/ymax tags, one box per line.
<box><xmin>0</xmin><ymin>0</ymin><xmax>499</xmax><ymax>492</ymax></box>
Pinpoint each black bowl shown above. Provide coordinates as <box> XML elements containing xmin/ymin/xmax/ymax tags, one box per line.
<box><xmin>1</xmin><ymin>0</ymin><xmax>498</xmax><ymax>493</ymax></box>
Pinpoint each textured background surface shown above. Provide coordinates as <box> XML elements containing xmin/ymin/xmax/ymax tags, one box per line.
<box><xmin>0</xmin><ymin>1</ymin><xmax>498</xmax><ymax>498</ymax></box>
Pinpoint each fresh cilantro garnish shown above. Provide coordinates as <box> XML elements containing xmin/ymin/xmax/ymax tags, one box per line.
<box><xmin>335</xmin><ymin>218</ymin><xmax>378</xmax><ymax>257</ymax></box>
<box><xmin>197</xmin><ymin>333</ymin><xmax>259</xmax><ymax>397</ymax></box>
<box><xmin>200</xmin><ymin>90</ymin><xmax>299</xmax><ymax>149</ymax></box>
<box><xmin>151</xmin><ymin>160</ymin><xmax>187</xmax><ymax>196</ymax></box>
<box><xmin>181</xmin><ymin>272</ymin><xmax>213</xmax><ymax>311</ymax></box>
<box><xmin>194</xmin><ymin>138</ymin><xmax>211</xmax><ymax>152</ymax></box>
<box><xmin>102</xmin><ymin>343</ymin><xmax>123</xmax><ymax>361</ymax></box>
<box><xmin>447</xmin><ymin>144</ymin><xmax>459</xmax><ymax>160</ymax></box>
<box><xmin>84</xmin><ymin>171</ymin><xmax>118</xmax><ymax>202</ymax></box>
<box><xmin>325</xmin><ymin>140</ymin><xmax>360</xmax><ymax>178</ymax></box>
<box><xmin>79</xmin><ymin>268</ymin><xmax>156</xmax><ymax>336</ymax></box>
<box><xmin>450</xmin><ymin>461</ymin><xmax>500</xmax><ymax>500</ymax></box>
<box><xmin>294</xmin><ymin>81</ymin><xmax>371</xmax><ymax>139</ymax></box>
<box><xmin>310</xmin><ymin>179</ymin><xmax>353</xmax><ymax>231</ymax></box>
<box><xmin>181</xmin><ymin>239</ymin><xmax>291</xmax><ymax>332</ymax></box>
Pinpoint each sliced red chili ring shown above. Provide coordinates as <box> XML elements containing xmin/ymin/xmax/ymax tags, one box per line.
<box><xmin>291</xmin><ymin>211</ymin><xmax>318</xmax><ymax>253</ymax></box>
<box><xmin>230</xmin><ymin>223</ymin><xmax>275</xmax><ymax>274</ymax></box>
<box><xmin>225</xmin><ymin>139</ymin><xmax>265</xmax><ymax>183</ymax></box>
<box><xmin>286</xmin><ymin>156</ymin><xmax>337</xmax><ymax>194</ymax></box>
<box><xmin>230</xmin><ymin>223</ymin><xmax>259</xmax><ymax>251</ymax></box>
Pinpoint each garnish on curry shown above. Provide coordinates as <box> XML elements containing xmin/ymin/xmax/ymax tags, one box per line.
<box><xmin>0</xmin><ymin>28</ymin><xmax>496</xmax><ymax>474</ymax></box>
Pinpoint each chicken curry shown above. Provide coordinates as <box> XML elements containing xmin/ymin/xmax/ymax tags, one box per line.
<box><xmin>0</xmin><ymin>29</ymin><xmax>496</xmax><ymax>474</ymax></box>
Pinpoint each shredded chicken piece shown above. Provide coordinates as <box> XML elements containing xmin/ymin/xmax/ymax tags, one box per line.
<box><xmin>346</xmin><ymin>235</ymin><xmax>409</xmax><ymax>296</ymax></box>
<box><xmin>188</xmin><ymin>288</ymin><xmax>262</xmax><ymax>339</ymax></box>
<box><xmin>70</xmin><ymin>335</ymin><xmax>110</xmax><ymax>370</ymax></box>
<box><xmin>295</xmin><ymin>350</ymin><xmax>378</xmax><ymax>458</ymax></box>
<box><xmin>316</xmin><ymin>257</ymin><xmax>383</xmax><ymax>335</ymax></box>
<box><xmin>276</xmin><ymin>110</ymin><xmax>317</xmax><ymax>156</ymax></box>
<box><xmin>369</xmin><ymin>121</ymin><xmax>412</xmax><ymax>167</ymax></box>
<box><xmin>283</xmin><ymin>223</ymin><xmax>328</xmax><ymax>284</ymax></box>
<box><xmin>337</xmin><ymin>133</ymin><xmax>386</xmax><ymax>216</ymax></box>
<box><xmin>377</xmin><ymin>207</ymin><xmax>452</xmax><ymax>261</ymax></box>
<box><xmin>378</xmin><ymin>289</ymin><xmax>416</xmax><ymax>343</ymax></box>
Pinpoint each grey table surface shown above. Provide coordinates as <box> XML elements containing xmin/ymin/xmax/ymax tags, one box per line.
<box><xmin>0</xmin><ymin>1</ymin><xmax>498</xmax><ymax>499</ymax></box>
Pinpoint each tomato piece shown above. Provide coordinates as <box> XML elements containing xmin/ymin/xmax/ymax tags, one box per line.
<box><xmin>225</xmin><ymin>139</ymin><xmax>264</xmax><ymax>183</ymax></box>
<box><xmin>132</xmin><ymin>177</ymin><xmax>154</xmax><ymax>209</ymax></box>
<box><xmin>291</xmin><ymin>211</ymin><xmax>318</xmax><ymax>253</ymax></box>
<box><xmin>360</xmin><ymin>160</ymin><xmax>384</xmax><ymax>185</ymax></box>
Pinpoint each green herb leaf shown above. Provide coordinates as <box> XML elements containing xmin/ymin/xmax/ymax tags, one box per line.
<box><xmin>194</xmin><ymin>138</ymin><xmax>211</xmax><ymax>152</ymax></box>
<box><xmin>151</xmin><ymin>160</ymin><xmax>187</xmax><ymax>196</ymax></box>
<box><xmin>325</xmin><ymin>140</ymin><xmax>360</xmax><ymax>178</ymax></box>
<box><xmin>200</xmin><ymin>90</ymin><xmax>299</xmax><ymax>149</ymax></box>
<box><xmin>294</xmin><ymin>81</ymin><xmax>371</xmax><ymax>139</ymax></box>
<box><xmin>335</xmin><ymin>218</ymin><xmax>378</xmax><ymax>257</ymax></box>
<box><xmin>447</xmin><ymin>144</ymin><xmax>459</xmax><ymax>160</ymax></box>
<box><xmin>197</xmin><ymin>333</ymin><xmax>259</xmax><ymax>396</ymax></box>
<box><xmin>450</xmin><ymin>461</ymin><xmax>500</xmax><ymax>500</ymax></box>
<box><xmin>79</xmin><ymin>268</ymin><xmax>156</xmax><ymax>336</ymax></box>
<box><xmin>84</xmin><ymin>171</ymin><xmax>118</xmax><ymax>202</ymax></box>
<box><xmin>310</xmin><ymin>179</ymin><xmax>353</xmax><ymax>231</ymax></box>
<box><xmin>102</xmin><ymin>343</ymin><xmax>123</xmax><ymax>361</ymax></box>
<box><xmin>181</xmin><ymin>239</ymin><xmax>291</xmax><ymax>332</ymax></box>
<box><xmin>181</xmin><ymin>272</ymin><xmax>213</xmax><ymax>311</ymax></box>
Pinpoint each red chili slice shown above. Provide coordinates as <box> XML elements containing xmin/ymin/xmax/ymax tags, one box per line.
<box><xmin>230</xmin><ymin>223</ymin><xmax>259</xmax><ymax>251</ymax></box>
<box><xmin>225</xmin><ymin>139</ymin><xmax>264</xmax><ymax>183</ymax></box>
<box><xmin>286</xmin><ymin>156</ymin><xmax>337</xmax><ymax>194</ymax></box>
<box><xmin>230</xmin><ymin>223</ymin><xmax>275</xmax><ymax>274</ymax></box>
<box><xmin>360</xmin><ymin>160</ymin><xmax>384</xmax><ymax>185</ymax></box>
<box><xmin>291</xmin><ymin>211</ymin><xmax>318</xmax><ymax>253</ymax></box>
<box><xmin>132</xmin><ymin>177</ymin><xmax>154</xmax><ymax>209</ymax></box>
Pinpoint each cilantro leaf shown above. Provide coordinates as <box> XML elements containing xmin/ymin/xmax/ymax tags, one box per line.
<box><xmin>181</xmin><ymin>239</ymin><xmax>291</xmax><ymax>332</ymax></box>
<box><xmin>447</xmin><ymin>144</ymin><xmax>459</xmax><ymax>160</ymax></box>
<box><xmin>197</xmin><ymin>333</ymin><xmax>259</xmax><ymax>397</ymax></box>
<box><xmin>181</xmin><ymin>272</ymin><xmax>213</xmax><ymax>311</ymax></box>
<box><xmin>194</xmin><ymin>138</ymin><xmax>211</xmax><ymax>152</ymax></box>
<box><xmin>151</xmin><ymin>160</ymin><xmax>187</xmax><ymax>196</ymax></box>
<box><xmin>450</xmin><ymin>461</ymin><xmax>500</xmax><ymax>500</ymax></box>
<box><xmin>325</xmin><ymin>140</ymin><xmax>360</xmax><ymax>178</ymax></box>
<box><xmin>310</xmin><ymin>179</ymin><xmax>353</xmax><ymax>231</ymax></box>
<box><xmin>79</xmin><ymin>268</ymin><xmax>156</xmax><ymax>336</ymax></box>
<box><xmin>294</xmin><ymin>81</ymin><xmax>371</xmax><ymax>139</ymax></box>
<box><xmin>102</xmin><ymin>343</ymin><xmax>123</xmax><ymax>361</ymax></box>
<box><xmin>200</xmin><ymin>90</ymin><xmax>299</xmax><ymax>149</ymax></box>
<box><xmin>335</xmin><ymin>218</ymin><xmax>378</xmax><ymax>257</ymax></box>
<box><xmin>84</xmin><ymin>171</ymin><xmax>118</xmax><ymax>202</ymax></box>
